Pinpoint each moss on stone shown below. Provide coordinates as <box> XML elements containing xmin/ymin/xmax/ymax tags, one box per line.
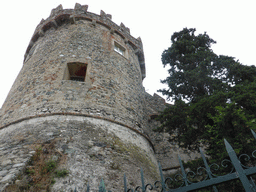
<box><xmin>110</xmin><ymin>136</ymin><xmax>159</xmax><ymax>180</ymax></box>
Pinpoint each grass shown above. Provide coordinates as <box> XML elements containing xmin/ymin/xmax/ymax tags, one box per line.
<box><xmin>55</xmin><ymin>169</ymin><xmax>69</xmax><ymax>178</ymax></box>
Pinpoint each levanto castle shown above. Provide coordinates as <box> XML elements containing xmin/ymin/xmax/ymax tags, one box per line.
<box><xmin>0</xmin><ymin>4</ymin><xmax>200</xmax><ymax>191</ymax></box>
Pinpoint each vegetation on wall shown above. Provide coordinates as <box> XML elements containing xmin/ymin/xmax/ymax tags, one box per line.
<box><xmin>155</xmin><ymin>28</ymin><xmax>256</xmax><ymax>161</ymax></box>
<box><xmin>5</xmin><ymin>139</ymin><xmax>68</xmax><ymax>192</ymax></box>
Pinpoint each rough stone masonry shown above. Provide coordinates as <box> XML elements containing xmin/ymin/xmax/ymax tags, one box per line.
<box><xmin>0</xmin><ymin>3</ymin><xmax>201</xmax><ymax>191</ymax></box>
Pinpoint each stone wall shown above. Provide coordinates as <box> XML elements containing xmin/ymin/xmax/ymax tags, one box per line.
<box><xmin>0</xmin><ymin>4</ymin><xmax>146</xmax><ymax>135</ymax></box>
<box><xmin>0</xmin><ymin>115</ymin><xmax>158</xmax><ymax>191</ymax></box>
<box><xmin>144</xmin><ymin>93</ymin><xmax>202</xmax><ymax>175</ymax></box>
<box><xmin>0</xmin><ymin>4</ymin><xmax>159</xmax><ymax>191</ymax></box>
<box><xmin>0</xmin><ymin>3</ymin><xmax>203</xmax><ymax>191</ymax></box>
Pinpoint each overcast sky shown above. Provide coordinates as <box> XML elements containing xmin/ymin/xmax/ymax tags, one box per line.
<box><xmin>0</xmin><ymin>0</ymin><xmax>255</xmax><ymax>108</ymax></box>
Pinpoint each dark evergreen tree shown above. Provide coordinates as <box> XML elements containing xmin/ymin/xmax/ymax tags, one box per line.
<box><xmin>156</xmin><ymin>28</ymin><xmax>256</xmax><ymax>160</ymax></box>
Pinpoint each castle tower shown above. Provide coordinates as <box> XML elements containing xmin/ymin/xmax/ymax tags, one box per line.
<box><xmin>0</xmin><ymin>4</ymin><xmax>160</xmax><ymax>191</ymax></box>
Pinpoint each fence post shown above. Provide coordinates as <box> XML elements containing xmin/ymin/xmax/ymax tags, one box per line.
<box><xmin>124</xmin><ymin>174</ymin><xmax>127</xmax><ymax>192</ymax></box>
<box><xmin>199</xmin><ymin>148</ymin><xmax>218</xmax><ymax>192</ymax></box>
<box><xmin>251</xmin><ymin>129</ymin><xmax>256</xmax><ymax>140</ymax></box>
<box><xmin>99</xmin><ymin>179</ymin><xmax>107</xmax><ymax>192</ymax></box>
<box><xmin>87</xmin><ymin>183</ymin><xmax>90</xmax><ymax>192</ymax></box>
<box><xmin>178</xmin><ymin>155</ymin><xmax>189</xmax><ymax>188</ymax></box>
<box><xmin>140</xmin><ymin>168</ymin><xmax>146</xmax><ymax>192</ymax></box>
<box><xmin>158</xmin><ymin>163</ymin><xmax>166</xmax><ymax>192</ymax></box>
<box><xmin>224</xmin><ymin>139</ymin><xmax>254</xmax><ymax>192</ymax></box>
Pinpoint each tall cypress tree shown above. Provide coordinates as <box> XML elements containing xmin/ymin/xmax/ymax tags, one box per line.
<box><xmin>157</xmin><ymin>28</ymin><xmax>256</xmax><ymax>160</ymax></box>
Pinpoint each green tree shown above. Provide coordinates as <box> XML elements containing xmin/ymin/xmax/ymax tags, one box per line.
<box><xmin>156</xmin><ymin>28</ymin><xmax>256</xmax><ymax>160</ymax></box>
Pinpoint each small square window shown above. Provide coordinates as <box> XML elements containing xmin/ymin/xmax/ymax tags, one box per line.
<box><xmin>64</xmin><ymin>62</ymin><xmax>87</xmax><ymax>82</ymax></box>
<box><xmin>114</xmin><ymin>41</ymin><xmax>126</xmax><ymax>56</ymax></box>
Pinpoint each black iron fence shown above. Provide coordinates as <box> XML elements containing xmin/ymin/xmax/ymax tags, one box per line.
<box><xmin>76</xmin><ymin>129</ymin><xmax>256</xmax><ymax>192</ymax></box>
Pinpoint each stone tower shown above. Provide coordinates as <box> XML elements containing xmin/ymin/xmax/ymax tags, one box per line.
<box><xmin>0</xmin><ymin>3</ymin><xmax>165</xmax><ymax>191</ymax></box>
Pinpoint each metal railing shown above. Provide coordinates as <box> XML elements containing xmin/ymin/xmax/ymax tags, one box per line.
<box><xmin>75</xmin><ymin>129</ymin><xmax>256</xmax><ymax>192</ymax></box>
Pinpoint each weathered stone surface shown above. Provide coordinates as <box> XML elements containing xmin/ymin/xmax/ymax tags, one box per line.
<box><xmin>50</xmin><ymin>4</ymin><xmax>63</xmax><ymax>17</ymax></box>
<box><xmin>0</xmin><ymin>171</ymin><xmax>8</xmax><ymax>177</ymax></box>
<box><xmin>0</xmin><ymin>116</ymin><xmax>158</xmax><ymax>191</ymax></box>
<box><xmin>0</xmin><ymin>16</ymin><xmax>146</xmax><ymax>134</ymax></box>
<box><xmin>0</xmin><ymin>4</ymin><xmax>202</xmax><ymax>192</ymax></box>
<box><xmin>13</xmin><ymin>163</ymin><xmax>25</xmax><ymax>168</ymax></box>
<box><xmin>0</xmin><ymin>174</ymin><xmax>15</xmax><ymax>183</ymax></box>
<box><xmin>74</xmin><ymin>3</ymin><xmax>88</xmax><ymax>14</ymax></box>
<box><xmin>1</xmin><ymin>160</ymin><xmax>12</xmax><ymax>167</ymax></box>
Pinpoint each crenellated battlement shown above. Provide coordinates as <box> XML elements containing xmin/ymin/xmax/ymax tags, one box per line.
<box><xmin>24</xmin><ymin>3</ymin><xmax>145</xmax><ymax>78</ymax></box>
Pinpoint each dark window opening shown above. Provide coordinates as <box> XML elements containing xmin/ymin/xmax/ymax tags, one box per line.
<box><xmin>66</xmin><ymin>62</ymin><xmax>87</xmax><ymax>82</ymax></box>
